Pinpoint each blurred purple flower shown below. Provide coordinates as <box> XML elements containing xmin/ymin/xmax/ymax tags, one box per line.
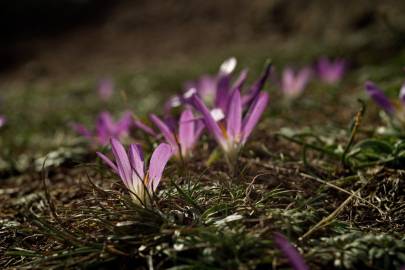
<box><xmin>97</xmin><ymin>138</ymin><xmax>172</xmax><ymax>205</ymax></box>
<box><xmin>281</xmin><ymin>67</ymin><xmax>312</xmax><ymax>99</ymax></box>
<box><xmin>365</xmin><ymin>80</ymin><xmax>405</xmax><ymax>125</ymax></box>
<box><xmin>150</xmin><ymin>108</ymin><xmax>204</xmax><ymax>159</ymax></box>
<box><xmin>316</xmin><ymin>57</ymin><xmax>346</xmax><ymax>84</ymax></box>
<box><xmin>97</xmin><ymin>78</ymin><xmax>114</xmax><ymax>101</ymax></box>
<box><xmin>72</xmin><ymin>111</ymin><xmax>133</xmax><ymax>145</ymax></box>
<box><xmin>274</xmin><ymin>232</ymin><xmax>309</xmax><ymax>270</ymax></box>
<box><xmin>0</xmin><ymin>115</ymin><xmax>6</xmax><ymax>128</ymax></box>
<box><xmin>365</xmin><ymin>81</ymin><xmax>396</xmax><ymax>115</ymax></box>
<box><xmin>191</xmin><ymin>88</ymin><xmax>269</xmax><ymax>159</ymax></box>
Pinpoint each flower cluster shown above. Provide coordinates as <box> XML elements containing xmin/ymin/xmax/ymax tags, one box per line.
<box><xmin>72</xmin><ymin>111</ymin><xmax>133</xmax><ymax>145</ymax></box>
<box><xmin>279</xmin><ymin>57</ymin><xmax>346</xmax><ymax>99</ymax></box>
<box><xmin>90</xmin><ymin>58</ymin><xmax>271</xmax><ymax>203</ymax></box>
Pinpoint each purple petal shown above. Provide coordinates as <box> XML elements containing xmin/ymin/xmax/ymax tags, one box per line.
<box><xmin>317</xmin><ymin>57</ymin><xmax>346</xmax><ymax>84</ymax></box>
<box><xmin>274</xmin><ymin>232</ymin><xmax>309</xmax><ymax>270</ymax></box>
<box><xmin>96</xmin><ymin>151</ymin><xmax>118</xmax><ymax>174</ymax></box>
<box><xmin>215</xmin><ymin>75</ymin><xmax>232</xmax><ymax>112</ymax></box>
<box><xmin>241</xmin><ymin>92</ymin><xmax>269</xmax><ymax>144</ymax></box>
<box><xmin>129</xmin><ymin>144</ymin><xmax>145</xmax><ymax>181</ymax></box>
<box><xmin>226</xmin><ymin>90</ymin><xmax>242</xmax><ymax>141</ymax></box>
<box><xmin>281</xmin><ymin>67</ymin><xmax>311</xmax><ymax>97</ymax></box>
<box><xmin>148</xmin><ymin>143</ymin><xmax>173</xmax><ymax>191</ymax></box>
<box><xmin>191</xmin><ymin>95</ymin><xmax>227</xmax><ymax>149</ymax></box>
<box><xmin>232</xmin><ymin>68</ymin><xmax>248</xmax><ymax>90</ymax></box>
<box><xmin>243</xmin><ymin>62</ymin><xmax>271</xmax><ymax>106</ymax></box>
<box><xmin>197</xmin><ymin>75</ymin><xmax>218</xmax><ymax>104</ymax></box>
<box><xmin>116</xmin><ymin>111</ymin><xmax>133</xmax><ymax>134</ymax></box>
<box><xmin>96</xmin><ymin>112</ymin><xmax>115</xmax><ymax>143</ymax></box>
<box><xmin>133</xmin><ymin>119</ymin><xmax>157</xmax><ymax>137</ymax></box>
<box><xmin>150</xmin><ymin>114</ymin><xmax>177</xmax><ymax>148</ymax></box>
<box><xmin>365</xmin><ymin>81</ymin><xmax>395</xmax><ymax>114</ymax></box>
<box><xmin>110</xmin><ymin>138</ymin><xmax>132</xmax><ymax>188</ymax></box>
<box><xmin>179</xmin><ymin>108</ymin><xmax>196</xmax><ymax>155</ymax></box>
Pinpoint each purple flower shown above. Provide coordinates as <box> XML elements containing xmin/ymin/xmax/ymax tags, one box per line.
<box><xmin>150</xmin><ymin>108</ymin><xmax>204</xmax><ymax>159</ymax></box>
<box><xmin>274</xmin><ymin>232</ymin><xmax>309</xmax><ymax>270</ymax></box>
<box><xmin>0</xmin><ymin>115</ymin><xmax>6</xmax><ymax>128</ymax></box>
<box><xmin>316</xmin><ymin>57</ymin><xmax>346</xmax><ymax>84</ymax></box>
<box><xmin>72</xmin><ymin>111</ymin><xmax>133</xmax><ymax>145</ymax></box>
<box><xmin>191</xmin><ymin>88</ymin><xmax>269</xmax><ymax>157</ymax></box>
<box><xmin>165</xmin><ymin>58</ymin><xmax>271</xmax><ymax>113</ymax></box>
<box><xmin>281</xmin><ymin>67</ymin><xmax>312</xmax><ymax>99</ymax></box>
<box><xmin>365</xmin><ymin>81</ymin><xmax>395</xmax><ymax>115</ymax></box>
<box><xmin>97</xmin><ymin>139</ymin><xmax>173</xmax><ymax>204</ymax></box>
<box><xmin>97</xmin><ymin>78</ymin><xmax>114</xmax><ymax>101</ymax></box>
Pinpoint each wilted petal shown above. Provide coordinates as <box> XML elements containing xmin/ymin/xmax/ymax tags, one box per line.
<box><xmin>129</xmin><ymin>144</ymin><xmax>144</xmax><ymax>181</ymax></box>
<box><xmin>110</xmin><ymin>138</ymin><xmax>132</xmax><ymax>188</ymax></box>
<box><xmin>365</xmin><ymin>81</ymin><xmax>395</xmax><ymax>114</ymax></box>
<box><xmin>274</xmin><ymin>232</ymin><xmax>309</xmax><ymax>270</ymax></box>
<box><xmin>148</xmin><ymin>143</ymin><xmax>173</xmax><ymax>191</ymax></box>
<box><xmin>150</xmin><ymin>114</ymin><xmax>177</xmax><ymax>148</ymax></box>
<box><xmin>96</xmin><ymin>152</ymin><xmax>118</xmax><ymax>174</ymax></box>
<box><xmin>179</xmin><ymin>108</ymin><xmax>195</xmax><ymax>155</ymax></box>
<box><xmin>241</xmin><ymin>92</ymin><xmax>269</xmax><ymax>144</ymax></box>
<box><xmin>243</xmin><ymin>62</ymin><xmax>271</xmax><ymax>106</ymax></box>
<box><xmin>226</xmin><ymin>90</ymin><xmax>242</xmax><ymax>141</ymax></box>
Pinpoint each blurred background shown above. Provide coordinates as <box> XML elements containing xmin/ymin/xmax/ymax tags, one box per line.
<box><xmin>1</xmin><ymin>0</ymin><xmax>405</xmax><ymax>156</ymax></box>
<box><xmin>1</xmin><ymin>0</ymin><xmax>404</xmax><ymax>84</ymax></box>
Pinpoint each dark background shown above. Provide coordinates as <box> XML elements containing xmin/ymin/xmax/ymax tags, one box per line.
<box><xmin>0</xmin><ymin>0</ymin><xmax>404</xmax><ymax>82</ymax></box>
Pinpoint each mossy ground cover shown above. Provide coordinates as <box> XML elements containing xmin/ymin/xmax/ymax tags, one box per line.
<box><xmin>0</xmin><ymin>39</ymin><xmax>404</xmax><ymax>270</ymax></box>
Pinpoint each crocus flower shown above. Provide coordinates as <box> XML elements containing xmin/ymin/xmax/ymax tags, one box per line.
<box><xmin>281</xmin><ymin>67</ymin><xmax>312</xmax><ymax>99</ymax></box>
<box><xmin>150</xmin><ymin>108</ymin><xmax>204</xmax><ymax>159</ymax></box>
<box><xmin>365</xmin><ymin>81</ymin><xmax>396</xmax><ymax>114</ymax></box>
<box><xmin>191</xmin><ymin>88</ymin><xmax>269</xmax><ymax>160</ymax></box>
<box><xmin>72</xmin><ymin>111</ymin><xmax>133</xmax><ymax>145</ymax></box>
<box><xmin>165</xmin><ymin>58</ymin><xmax>270</xmax><ymax>114</ymax></box>
<box><xmin>97</xmin><ymin>139</ymin><xmax>173</xmax><ymax>205</ymax></box>
<box><xmin>274</xmin><ymin>232</ymin><xmax>309</xmax><ymax>270</ymax></box>
<box><xmin>0</xmin><ymin>115</ymin><xmax>6</xmax><ymax>128</ymax></box>
<box><xmin>365</xmin><ymin>81</ymin><xmax>405</xmax><ymax>124</ymax></box>
<box><xmin>316</xmin><ymin>57</ymin><xmax>346</xmax><ymax>84</ymax></box>
<box><xmin>97</xmin><ymin>78</ymin><xmax>114</xmax><ymax>101</ymax></box>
